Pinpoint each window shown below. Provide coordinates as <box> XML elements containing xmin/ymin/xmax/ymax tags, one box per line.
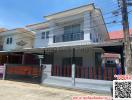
<box><xmin>106</xmin><ymin>60</ymin><xmax>115</xmax><ymax>64</ymax></box>
<box><xmin>72</xmin><ymin>24</ymin><xmax>80</xmax><ymax>33</ymax></box>
<box><xmin>90</xmin><ymin>33</ymin><xmax>92</xmax><ymax>40</ymax></box>
<box><xmin>41</xmin><ymin>32</ymin><xmax>45</xmax><ymax>39</ymax></box>
<box><xmin>10</xmin><ymin>37</ymin><xmax>12</xmax><ymax>44</ymax></box>
<box><xmin>64</xmin><ymin>24</ymin><xmax>80</xmax><ymax>34</ymax></box>
<box><xmin>63</xmin><ymin>24</ymin><xmax>82</xmax><ymax>42</ymax></box>
<box><xmin>64</xmin><ymin>26</ymin><xmax>72</xmax><ymax>34</ymax></box>
<box><xmin>41</xmin><ymin>31</ymin><xmax>49</xmax><ymax>39</ymax></box>
<box><xmin>46</xmin><ymin>31</ymin><xmax>49</xmax><ymax>38</ymax></box>
<box><xmin>6</xmin><ymin>37</ymin><xmax>12</xmax><ymax>44</ymax></box>
<box><xmin>6</xmin><ymin>38</ymin><xmax>9</xmax><ymax>44</ymax></box>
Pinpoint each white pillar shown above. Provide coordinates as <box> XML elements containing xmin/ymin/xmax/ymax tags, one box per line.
<box><xmin>72</xmin><ymin>64</ymin><xmax>75</xmax><ymax>86</ymax></box>
<box><xmin>3</xmin><ymin>64</ymin><xmax>6</xmax><ymax>80</ymax></box>
<box><xmin>72</xmin><ymin>48</ymin><xmax>75</xmax><ymax>86</ymax></box>
<box><xmin>40</xmin><ymin>58</ymin><xmax>42</xmax><ymax>67</ymax></box>
<box><xmin>83</xmin><ymin>12</ymin><xmax>91</xmax><ymax>41</ymax></box>
<box><xmin>48</xmin><ymin>21</ymin><xmax>55</xmax><ymax>45</ymax></box>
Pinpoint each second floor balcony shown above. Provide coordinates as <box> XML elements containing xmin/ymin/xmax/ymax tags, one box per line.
<box><xmin>53</xmin><ymin>31</ymin><xmax>84</xmax><ymax>43</ymax></box>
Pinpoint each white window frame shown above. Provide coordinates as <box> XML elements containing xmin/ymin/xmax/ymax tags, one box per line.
<box><xmin>6</xmin><ymin>37</ymin><xmax>13</xmax><ymax>45</ymax></box>
<box><xmin>41</xmin><ymin>31</ymin><xmax>49</xmax><ymax>39</ymax></box>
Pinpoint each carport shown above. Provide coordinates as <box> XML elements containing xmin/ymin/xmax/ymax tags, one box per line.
<box><xmin>100</xmin><ymin>41</ymin><xmax>124</xmax><ymax>74</ymax></box>
<box><xmin>0</xmin><ymin>51</ymin><xmax>41</xmax><ymax>83</ymax></box>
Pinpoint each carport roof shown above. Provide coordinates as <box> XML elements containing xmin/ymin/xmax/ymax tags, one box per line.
<box><xmin>4</xmin><ymin>40</ymin><xmax>123</xmax><ymax>53</ymax></box>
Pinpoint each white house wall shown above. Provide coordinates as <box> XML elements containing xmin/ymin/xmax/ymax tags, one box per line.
<box><xmin>91</xmin><ymin>10</ymin><xmax>108</xmax><ymax>41</ymax></box>
<box><xmin>34</xmin><ymin>29</ymin><xmax>49</xmax><ymax>48</ymax></box>
<box><xmin>3</xmin><ymin>33</ymin><xmax>34</xmax><ymax>51</ymax></box>
<box><xmin>83</xmin><ymin>12</ymin><xmax>91</xmax><ymax>41</ymax></box>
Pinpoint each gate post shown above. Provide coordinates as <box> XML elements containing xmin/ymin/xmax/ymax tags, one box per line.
<box><xmin>72</xmin><ymin>48</ymin><xmax>75</xmax><ymax>86</ymax></box>
<box><xmin>3</xmin><ymin>64</ymin><xmax>6</xmax><ymax>80</ymax></box>
<box><xmin>72</xmin><ymin>64</ymin><xmax>75</xmax><ymax>86</ymax></box>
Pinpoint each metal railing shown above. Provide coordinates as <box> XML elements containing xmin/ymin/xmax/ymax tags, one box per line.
<box><xmin>53</xmin><ymin>32</ymin><xmax>84</xmax><ymax>43</ymax></box>
<box><xmin>51</xmin><ymin>65</ymin><xmax>123</xmax><ymax>81</ymax></box>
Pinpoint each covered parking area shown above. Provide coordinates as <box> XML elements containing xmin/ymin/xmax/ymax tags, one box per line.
<box><xmin>0</xmin><ymin>51</ymin><xmax>41</xmax><ymax>83</ymax></box>
<box><xmin>12</xmin><ymin>41</ymin><xmax>124</xmax><ymax>80</ymax></box>
<box><xmin>101</xmin><ymin>44</ymin><xmax>124</xmax><ymax>74</ymax></box>
<box><xmin>1</xmin><ymin>41</ymin><xmax>124</xmax><ymax>84</ymax></box>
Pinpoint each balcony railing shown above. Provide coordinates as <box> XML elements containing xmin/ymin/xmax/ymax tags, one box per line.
<box><xmin>53</xmin><ymin>31</ymin><xmax>84</xmax><ymax>43</ymax></box>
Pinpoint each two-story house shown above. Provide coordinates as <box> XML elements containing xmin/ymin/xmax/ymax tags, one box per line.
<box><xmin>0</xmin><ymin>28</ymin><xmax>35</xmax><ymax>65</ymax></box>
<box><xmin>24</xmin><ymin>4</ymin><xmax>117</xmax><ymax>91</ymax></box>
<box><xmin>0</xmin><ymin>28</ymin><xmax>34</xmax><ymax>51</ymax></box>
<box><xmin>25</xmin><ymin>3</ymin><xmax>114</xmax><ymax>82</ymax></box>
<box><xmin>0</xmin><ymin>28</ymin><xmax>7</xmax><ymax>51</ymax></box>
<box><xmin>27</xmin><ymin>4</ymin><xmax>108</xmax><ymax>67</ymax></box>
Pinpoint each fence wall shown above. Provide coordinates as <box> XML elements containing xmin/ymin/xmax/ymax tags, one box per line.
<box><xmin>51</xmin><ymin>65</ymin><xmax>122</xmax><ymax>81</ymax></box>
<box><xmin>5</xmin><ymin>64</ymin><xmax>42</xmax><ymax>82</ymax></box>
<box><xmin>0</xmin><ymin>65</ymin><xmax>4</xmax><ymax>78</ymax></box>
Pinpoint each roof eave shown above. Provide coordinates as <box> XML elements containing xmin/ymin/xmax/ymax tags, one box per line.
<box><xmin>44</xmin><ymin>3</ymin><xmax>95</xmax><ymax>20</ymax></box>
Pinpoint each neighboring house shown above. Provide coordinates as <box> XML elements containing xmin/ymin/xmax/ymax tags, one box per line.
<box><xmin>109</xmin><ymin>28</ymin><xmax>132</xmax><ymax>40</ymax></box>
<box><xmin>0</xmin><ymin>28</ymin><xmax>34</xmax><ymax>51</ymax></box>
<box><xmin>26</xmin><ymin>4</ymin><xmax>109</xmax><ymax>67</ymax></box>
<box><xmin>0</xmin><ymin>28</ymin><xmax>7</xmax><ymax>51</ymax></box>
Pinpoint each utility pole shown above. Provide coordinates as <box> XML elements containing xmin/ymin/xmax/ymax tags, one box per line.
<box><xmin>119</xmin><ymin>0</ymin><xmax>132</xmax><ymax>74</ymax></box>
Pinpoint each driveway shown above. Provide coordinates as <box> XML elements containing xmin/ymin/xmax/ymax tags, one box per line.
<box><xmin>0</xmin><ymin>80</ymin><xmax>110</xmax><ymax>100</ymax></box>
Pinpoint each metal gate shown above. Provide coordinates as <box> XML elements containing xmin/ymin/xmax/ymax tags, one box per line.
<box><xmin>5</xmin><ymin>64</ymin><xmax>42</xmax><ymax>83</ymax></box>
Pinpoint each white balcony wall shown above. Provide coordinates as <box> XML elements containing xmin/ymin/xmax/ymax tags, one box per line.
<box><xmin>34</xmin><ymin>29</ymin><xmax>49</xmax><ymax>48</ymax></box>
<box><xmin>90</xmin><ymin>9</ymin><xmax>109</xmax><ymax>42</ymax></box>
<box><xmin>48</xmin><ymin>21</ymin><xmax>55</xmax><ymax>45</ymax></box>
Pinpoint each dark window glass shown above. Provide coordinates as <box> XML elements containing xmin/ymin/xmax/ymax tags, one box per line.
<box><xmin>90</xmin><ymin>33</ymin><xmax>92</xmax><ymax>40</ymax></box>
<box><xmin>72</xmin><ymin>24</ymin><xmax>80</xmax><ymax>33</ymax></box>
<box><xmin>64</xmin><ymin>26</ymin><xmax>72</xmax><ymax>34</ymax></box>
<box><xmin>46</xmin><ymin>31</ymin><xmax>49</xmax><ymax>39</ymax></box>
<box><xmin>41</xmin><ymin>32</ymin><xmax>45</xmax><ymax>39</ymax></box>
<box><xmin>63</xmin><ymin>24</ymin><xmax>81</xmax><ymax>42</ymax></box>
<box><xmin>6</xmin><ymin>38</ymin><xmax>9</xmax><ymax>44</ymax></box>
<box><xmin>10</xmin><ymin>37</ymin><xmax>12</xmax><ymax>44</ymax></box>
<box><xmin>107</xmin><ymin>61</ymin><xmax>111</xmax><ymax>64</ymax></box>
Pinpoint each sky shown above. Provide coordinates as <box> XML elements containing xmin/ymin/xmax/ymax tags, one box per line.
<box><xmin>0</xmin><ymin>0</ymin><xmax>132</xmax><ymax>32</ymax></box>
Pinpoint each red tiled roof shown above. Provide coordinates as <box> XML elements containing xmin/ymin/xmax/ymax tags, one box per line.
<box><xmin>0</xmin><ymin>28</ymin><xmax>7</xmax><ymax>33</ymax></box>
<box><xmin>109</xmin><ymin>28</ymin><xmax>132</xmax><ymax>40</ymax></box>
